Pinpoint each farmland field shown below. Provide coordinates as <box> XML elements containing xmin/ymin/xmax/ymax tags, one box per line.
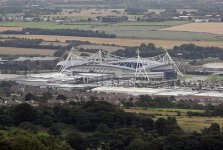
<box><xmin>0</xmin><ymin>21</ymin><xmax>222</xmax><ymax>48</ymax></box>
<box><xmin>0</xmin><ymin>47</ymin><xmax>56</xmax><ymax>56</ymax></box>
<box><xmin>0</xmin><ymin>26</ymin><xmax>22</xmax><ymax>32</ymax></box>
<box><xmin>0</xmin><ymin>22</ymin><xmax>96</xmax><ymax>30</ymax></box>
<box><xmin>161</xmin><ymin>23</ymin><xmax>223</xmax><ymax>35</ymax></box>
<box><xmin>1</xmin><ymin>21</ymin><xmax>222</xmax><ymax>41</ymax></box>
<box><xmin>124</xmin><ymin>108</ymin><xmax>223</xmax><ymax>132</ymax></box>
<box><xmin>1</xmin><ymin>34</ymin><xmax>222</xmax><ymax>49</ymax></box>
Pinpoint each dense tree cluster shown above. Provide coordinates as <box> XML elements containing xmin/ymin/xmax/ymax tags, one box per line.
<box><xmin>187</xmin><ymin>104</ymin><xmax>223</xmax><ymax>117</ymax></box>
<box><xmin>124</xmin><ymin>7</ymin><xmax>148</xmax><ymax>15</ymax></box>
<box><xmin>1</xmin><ymin>28</ymin><xmax>116</xmax><ymax>38</ymax></box>
<box><xmin>123</xmin><ymin>95</ymin><xmax>204</xmax><ymax>110</ymax></box>
<box><xmin>112</xmin><ymin>43</ymin><xmax>223</xmax><ymax>59</ymax></box>
<box><xmin>0</xmin><ymin>130</ymin><xmax>70</xmax><ymax>150</ymax></box>
<box><xmin>0</xmin><ymin>81</ymin><xmax>17</xmax><ymax>97</ymax></box>
<box><xmin>170</xmin><ymin>44</ymin><xmax>223</xmax><ymax>60</ymax></box>
<box><xmin>78</xmin><ymin>48</ymin><xmax>100</xmax><ymax>53</ymax></box>
<box><xmin>112</xmin><ymin>43</ymin><xmax>164</xmax><ymax>58</ymax></box>
<box><xmin>0</xmin><ymin>38</ymin><xmax>65</xmax><ymax>50</ymax></box>
<box><xmin>0</xmin><ymin>101</ymin><xmax>223</xmax><ymax>149</ymax></box>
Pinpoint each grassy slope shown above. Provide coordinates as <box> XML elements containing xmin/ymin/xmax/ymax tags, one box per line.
<box><xmin>124</xmin><ymin>108</ymin><xmax>223</xmax><ymax>133</ymax></box>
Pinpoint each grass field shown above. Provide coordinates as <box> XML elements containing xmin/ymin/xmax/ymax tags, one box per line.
<box><xmin>1</xmin><ymin>21</ymin><xmax>222</xmax><ymax>41</ymax></box>
<box><xmin>1</xmin><ymin>34</ymin><xmax>222</xmax><ymax>49</ymax></box>
<box><xmin>161</xmin><ymin>23</ymin><xmax>223</xmax><ymax>35</ymax></box>
<box><xmin>0</xmin><ymin>47</ymin><xmax>56</xmax><ymax>56</ymax></box>
<box><xmin>124</xmin><ymin>108</ymin><xmax>223</xmax><ymax>132</ymax></box>
<box><xmin>0</xmin><ymin>22</ymin><xmax>97</xmax><ymax>30</ymax></box>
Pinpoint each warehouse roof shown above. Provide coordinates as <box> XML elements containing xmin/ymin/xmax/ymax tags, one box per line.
<box><xmin>14</xmin><ymin>57</ymin><xmax>59</xmax><ymax>62</ymax></box>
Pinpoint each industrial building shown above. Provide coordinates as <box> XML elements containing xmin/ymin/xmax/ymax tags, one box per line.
<box><xmin>13</xmin><ymin>57</ymin><xmax>59</xmax><ymax>70</ymax></box>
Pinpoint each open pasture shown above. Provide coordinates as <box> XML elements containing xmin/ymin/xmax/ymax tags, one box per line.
<box><xmin>0</xmin><ymin>22</ymin><xmax>95</xmax><ymax>30</ymax></box>
<box><xmin>161</xmin><ymin>23</ymin><xmax>223</xmax><ymax>35</ymax></box>
<box><xmin>124</xmin><ymin>108</ymin><xmax>223</xmax><ymax>132</ymax></box>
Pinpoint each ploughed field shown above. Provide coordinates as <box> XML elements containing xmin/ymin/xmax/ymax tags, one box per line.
<box><xmin>0</xmin><ymin>47</ymin><xmax>56</xmax><ymax>56</ymax></box>
<box><xmin>0</xmin><ymin>26</ymin><xmax>22</xmax><ymax>32</ymax></box>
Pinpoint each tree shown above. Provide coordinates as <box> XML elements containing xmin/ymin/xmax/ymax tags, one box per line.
<box><xmin>96</xmin><ymin>123</ymin><xmax>112</xmax><ymax>133</ymax></box>
<box><xmin>136</xmin><ymin>17</ymin><xmax>141</xmax><ymax>22</ymax></box>
<box><xmin>54</xmin><ymin>50</ymin><xmax>64</xmax><ymax>57</ymax></box>
<box><xmin>0</xmin><ymin>115</ymin><xmax>12</xmax><ymax>128</ymax></box>
<box><xmin>47</xmin><ymin>125</ymin><xmax>62</xmax><ymax>136</ymax></box>
<box><xmin>164</xmin><ymin>134</ymin><xmax>184</xmax><ymax>150</ymax></box>
<box><xmin>56</xmin><ymin>94</ymin><xmax>67</xmax><ymax>100</ymax></box>
<box><xmin>25</xmin><ymin>93</ymin><xmax>37</xmax><ymax>101</ymax></box>
<box><xmin>41</xmin><ymin>91</ymin><xmax>53</xmax><ymax>101</ymax></box>
<box><xmin>126</xmin><ymin>139</ymin><xmax>147</xmax><ymax>150</ymax></box>
<box><xmin>11</xmin><ymin>133</ymin><xmax>46</xmax><ymax>150</ymax></box>
<box><xmin>42</xmin><ymin>115</ymin><xmax>53</xmax><ymax>127</ymax></box>
<box><xmin>66</xmin><ymin>131</ymin><xmax>85</xmax><ymax>150</ymax></box>
<box><xmin>163</xmin><ymin>125</ymin><xmax>184</xmax><ymax>136</ymax></box>
<box><xmin>13</xmin><ymin>103</ymin><xmax>36</xmax><ymax>125</ymax></box>
<box><xmin>155</xmin><ymin>118</ymin><xmax>168</xmax><ymax>135</ymax></box>
<box><xmin>202</xmin><ymin>123</ymin><xmax>221</xmax><ymax>135</ymax></box>
<box><xmin>19</xmin><ymin>122</ymin><xmax>38</xmax><ymax>133</ymax></box>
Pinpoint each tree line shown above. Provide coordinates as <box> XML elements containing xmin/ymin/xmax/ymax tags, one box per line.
<box><xmin>112</xmin><ymin>43</ymin><xmax>223</xmax><ymax>59</ymax></box>
<box><xmin>0</xmin><ymin>38</ymin><xmax>66</xmax><ymax>50</ymax></box>
<box><xmin>1</xmin><ymin>28</ymin><xmax>116</xmax><ymax>38</ymax></box>
<box><xmin>123</xmin><ymin>95</ymin><xmax>204</xmax><ymax>110</ymax></box>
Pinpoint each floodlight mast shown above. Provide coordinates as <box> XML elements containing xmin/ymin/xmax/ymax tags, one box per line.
<box><xmin>163</xmin><ymin>49</ymin><xmax>184</xmax><ymax>77</ymax></box>
<box><xmin>135</xmin><ymin>49</ymin><xmax>150</xmax><ymax>81</ymax></box>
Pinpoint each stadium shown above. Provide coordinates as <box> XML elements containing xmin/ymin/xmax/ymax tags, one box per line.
<box><xmin>57</xmin><ymin>48</ymin><xmax>183</xmax><ymax>83</ymax></box>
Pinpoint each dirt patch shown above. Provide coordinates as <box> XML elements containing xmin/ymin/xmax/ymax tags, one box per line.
<box><xmin>0</xmin><ymin>47</ymin><xmax>56</xmax><ymax>56</ymax></box>
<box><xmin>0</xmin><ymin>26</ymin><xmax>22</xmax><ymax>32</ymax></box>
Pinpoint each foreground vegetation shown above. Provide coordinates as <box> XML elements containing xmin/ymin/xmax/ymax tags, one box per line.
<box><xmin>0</xmin><ymin>99</ymin><xmax>223</xmax><ymax>149</ymax></box>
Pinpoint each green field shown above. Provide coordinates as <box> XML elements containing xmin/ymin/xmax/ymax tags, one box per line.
<box><xmin>0</xmin><ymin>22</ymin><xmax>101</xmax><ymax>29</ymax></box>
<box><xmin>124</xmin><ymin>108</ymin><xmax>223</xmax><ymax>133</ymax></box>
<box><xmin>208</xmin><ymin>75</ymin><xmax>223</xmax><ymax>81</ymax></box>
<box><xmin>0</xmin><ymin>21</ymin><xmax>222</xmax><ymax>41</ymax></box>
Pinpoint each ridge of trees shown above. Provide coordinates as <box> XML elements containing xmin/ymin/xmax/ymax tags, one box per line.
<box><xmin>112</xmin><ymin>43</ymin><xmax>223</xmax><ymax>59</ymax></box>
<box><xmin>1</xmin><ymin>28</ymin><xmax>116</xmax><ymax>38</ymax></box>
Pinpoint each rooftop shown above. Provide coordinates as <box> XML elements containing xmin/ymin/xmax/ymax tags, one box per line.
<box><xmin>14</xmin><ymin>57</ymin><xmax>59</xmax><ymax>62</ymax></box>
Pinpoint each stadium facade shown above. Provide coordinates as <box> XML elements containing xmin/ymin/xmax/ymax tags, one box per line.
<box><xmin>57</xmin><ymin>48</ymin><xmax>183</xmax><ymax>83</ymax></box>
